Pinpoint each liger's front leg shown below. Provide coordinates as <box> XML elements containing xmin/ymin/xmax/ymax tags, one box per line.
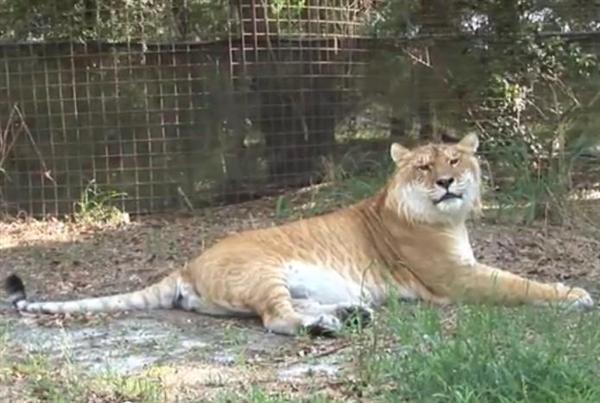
<box><xmin>441</xmin><ymin>263</ymin><xmax>594</xmax><ymax>309</ymax></box>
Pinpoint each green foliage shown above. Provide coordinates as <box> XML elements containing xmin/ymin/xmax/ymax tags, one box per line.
<box><xmin>0</xmin><ymin>0</ymin><xmax>229</xmax><ymax>41</ymax></box>
<box><xmin>474</xmin><ymin>33</ymin><xmax>599</xmax><ymax>222</ymax></box>
<box><xmin>73</xmin><ymin>180</ymin><xmax>128</xmax><ymax>224</ymax></box>
<box><xmin>270</xmin><ymin>0</ymin><xmax>306</xmax><ymax>17</ymax></box>
<box><xmin>275</xmin><ymin>195</ymin><xmax>291</xmax><ymax>218</ymax></box>
<box><xmin>366</xmin><ymin>0</ymin><xmax>600</xmax><ymax>221</ymax></box>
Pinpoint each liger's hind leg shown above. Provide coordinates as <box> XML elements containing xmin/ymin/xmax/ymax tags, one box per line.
<box><xmin>175</xmin><ymin>280</ymin><xmax>247</xmax><ymax>317</ymax></box>
<box><xmin>257</xmin><ymin>285</ymin><xmax>349</xmax><ymax>337</ymax></box>
<box><xmin>292</xmin><ymin>299</ymin><xmax>374</xmax><ymax>329</ymax></box>
<box><xmin>259</xmin><ymin>292</ymin><xmax>374</xmax><ymax>337</ymax></box>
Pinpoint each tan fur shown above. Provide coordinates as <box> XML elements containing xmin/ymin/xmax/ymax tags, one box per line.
<box><xmin>6</xmin><ymin>134</ymin><xmax>593</xmax><ymax>336</ymax></box>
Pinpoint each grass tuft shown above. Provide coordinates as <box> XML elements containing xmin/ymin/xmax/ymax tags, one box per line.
<box><xmin>73</xmin><ymin>179</ymin><xmax>129</xmax><ymax>225</ymax></box>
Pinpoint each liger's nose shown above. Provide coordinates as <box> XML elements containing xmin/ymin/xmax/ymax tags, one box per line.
<box><xmin>436</xmin><ymin>177</ymin><xmax>454</xmax><ymax>189</ymax></box>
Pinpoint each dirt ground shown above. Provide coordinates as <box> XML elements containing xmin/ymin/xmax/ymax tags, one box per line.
<box><xmin>1</xmin><ymin>191</ymin><xmax>600</xmax><ymax>401</ymax></box>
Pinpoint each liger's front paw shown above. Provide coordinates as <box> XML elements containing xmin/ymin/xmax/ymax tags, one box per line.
<box><xmin>555</xmin><ymin>283</ymin><xmax>594</xmax><ymax>311</ymax></box>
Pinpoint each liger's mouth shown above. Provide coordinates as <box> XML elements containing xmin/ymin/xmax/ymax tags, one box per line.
<box><xmin>434</xmin><ymin>192</ymin><xmax>462</xmax><ymax>204</ymax></box>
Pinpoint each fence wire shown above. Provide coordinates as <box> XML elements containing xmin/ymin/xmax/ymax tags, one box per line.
<box><xmin>0</xmin><ymin>1</ymin><xmax>599</xmax><ymax>217</ymax></box>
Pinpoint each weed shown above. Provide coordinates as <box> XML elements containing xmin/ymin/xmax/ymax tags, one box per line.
<box><xmin>484</xmin><ymin>140</ymin><xmax>578</xmax><ymax>225</ymax></box>
<box><xmin>73</xmin><ymin>180</ymin><xmax>129</xmax><ymax>225</ymax></box>
<box><xmin>221</xmin><ymin>325</ymin><xmax>250</xmax><ymax>365</ymax></box>
<box><xmin>320</xmin><ymin>155</ymin><xmax>348</xmax><ymax>183</ymax></box>
<box><xmin>217</xmin><ymin>386</ymin><xmax>340</xmax><ymax>403</ymax></box>
<box><xmin>99</xmin><ymin>371</ymin><xmax>164</xmax><ymax>402</ymax></box>
<box><xmin>222</xmin><ymin>325</ymin><xmax>249</xmax><ymax>347</ymax></box>
<box><xmin>275</xmin><ymin>195</ymin><xmax>291</xmax><ymax>219</ymax></box>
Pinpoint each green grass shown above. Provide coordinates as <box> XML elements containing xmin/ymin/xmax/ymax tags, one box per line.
<box><xmin>0</xmin><ymin>345</ymin><xmax>164</xmax><ymax>403</ymax></box>
<box><xmin>12</xmin><ymin>359</ymin><xmax>163</xmax><ymax>402</ymax></box>
<box><xmin>215</xmin><ymin>303</ymin><xmax>600</xmax><ymax>403</ymax></box>
<box><xmin>274</xmin><ymin>164</ymin><xmax>391</xmax><ymax>220</ymax></box>
<box><xmin>349</xmin><ymin>302</ymin><xmax>600</xmax><ymax>403</ymax></box>
<box><xmin>5</xmin><ymin>302</ymin><xmax>599</xmax><ymax>402</ymax></box>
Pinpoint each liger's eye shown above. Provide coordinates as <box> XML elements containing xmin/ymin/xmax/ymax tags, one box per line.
<box><xmin>417</xmin><ymin>164</ymin><xmax>431</xmax><ymax>172</ymax></box>
<box><xmin>449</xmin><ymin>158</ymin><xmax>459</xmax><ymax>166</ymax></box>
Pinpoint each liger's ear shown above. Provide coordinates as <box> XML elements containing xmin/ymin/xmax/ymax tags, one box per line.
<box><xmin>457</xmin><ymin>133</ymin><xmax>479</xmax><ymax>154</ymax></box>
<box><xmin>390</xmin><ymin>143</ymin><xmax>410</xmax><ymax>165</ymax></box>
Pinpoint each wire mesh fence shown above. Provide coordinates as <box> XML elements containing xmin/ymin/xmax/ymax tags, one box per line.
<box><xmin>0</xmin><ymin>1</ymin><xmax>599</xmax><ymax>217</ymax></box>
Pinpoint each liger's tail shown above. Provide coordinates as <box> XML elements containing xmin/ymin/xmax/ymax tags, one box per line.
<box><xmin>4</xmin><ymin>273</ymin><xmax>182</xmax><ymax>314</ymax></box>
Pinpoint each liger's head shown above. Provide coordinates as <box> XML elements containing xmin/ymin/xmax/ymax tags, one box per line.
<box><xmin>386</xmin><ymin>133</ymin><xmax>482</xmax><ymax>225</ymax></box>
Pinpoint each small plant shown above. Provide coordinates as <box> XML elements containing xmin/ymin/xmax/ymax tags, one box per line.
<box><xmin>73</xmin><ymin>180</ymin><xmax>129</xmax><ymax>225</ymax></box>
<box><xmin>217</xmin><ymin>386</ymin><xmax>337</xmax><ymax>403</ymax></box>
<box><xmin>274</xmin><ymin>195</ymin><xmax>291</xmax><ymax>219</ymax></box>
<box><xmin>320</xmin><ymin>155</ymin><xmax>348</xmax><ymax>184</ymax></box>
